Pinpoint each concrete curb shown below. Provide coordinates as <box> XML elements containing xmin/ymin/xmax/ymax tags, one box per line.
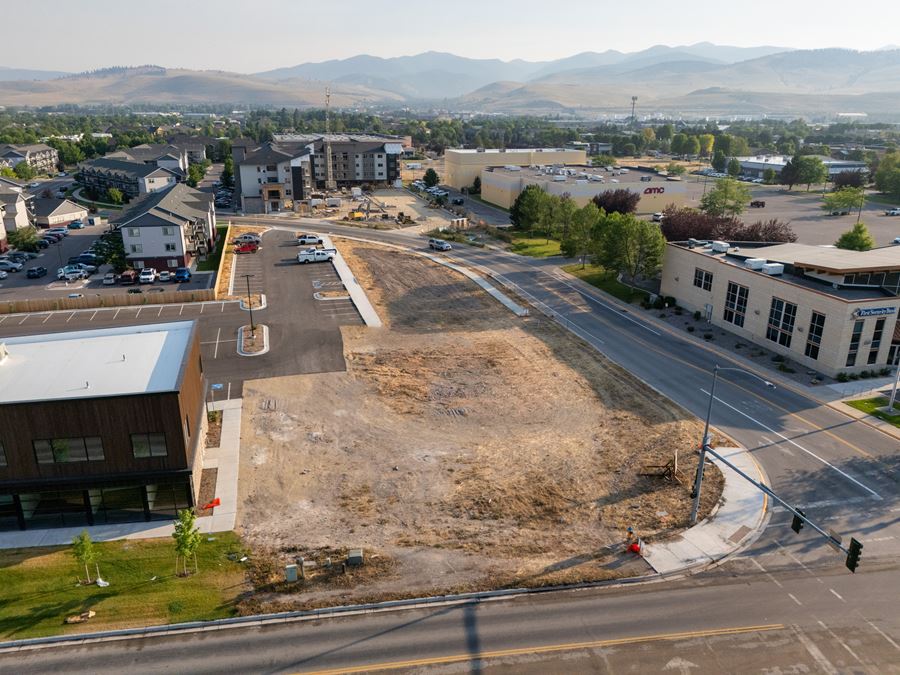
<box><xmin>313</xmin><ymin>292</ymin><xmax>351</xmax><ymax>301</ymax></box>
<box><xmin>237</xmin><ymin>323</ymin><xmax>269</xmax><ymax>357</ymax></box>
<box><xmin>239</xmin><ymin>293</ymin><xmax>267</xmax><ymax>311</ymax></box>
<box><xmin>319</xmin><ymin>234</ymin><xmax>383</xmax><ymax>328</ymax></box>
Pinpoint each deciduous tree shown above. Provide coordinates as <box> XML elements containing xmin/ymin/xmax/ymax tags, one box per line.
<box><xmin>822</xmin><ymin>187</ymin><xmax>865</xmax><ymax>220</ymax></box>
<box><xmin>72</xmin><ymin>530</ymin><xmax>99</xmax><ymax>584</ymax></box>
<box><xmin>7</xmin><ymin>225</ymin><xmax>41</xmax><ymax>252</ymax></box>
<box><xmin>172</xmin><ymin>509</ymin><xmax>202</xmax><ymax>576</ymax></box>
<box><xmin>700</xmin><ymin>178</ymin><xmax>751</xmax><ymax>217</ymax></box>
<box><xmin>727</xmin><ymin>158</ymin><xmax>742</xmax><ymax>177</ymax></box>
<box><xmin>561</xmin><ymin>202</ymin><xmax>601</xmax><ymax>267</ymax></box>
<box><xmin>592</xmin><ymin>188</ymin><xmax>640</xmax><ymax>215</ymax></box>
<box><xmin>597</xmin><ymin>212</ymin><xmax>666</xmax><ymax>285</ymax></box>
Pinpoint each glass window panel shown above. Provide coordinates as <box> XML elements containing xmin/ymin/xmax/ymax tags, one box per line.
<box><xmin>85</xmin><ymin>437</ymin><xmax>104</xmax><ymax>461</ymax></box>
<box><xmin>131</xmin><ymin>434</ymin><xmax>151</xmax><ymax>458</ymax></box>
<box><xmin>149</xmin><ymin>434</ymin><xmax>168</xmax><ymax>457</ymax></box>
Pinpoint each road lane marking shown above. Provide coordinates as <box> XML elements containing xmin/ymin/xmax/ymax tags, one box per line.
<box><xmin>787</xmin><ymin>593</ymin><xmax>803</xmax><ymax>606</ymax></box>
<box><xmin>296</xmin><ymin>624</ymin><xmax>785</xmax><ymax>675</ymax></box>
<box><xmin>829</xmin><ymin>588</ymin><xmax>845</xmax><ymax>602</ymax></box>
<box><xmin>817</xmin><ymin>619</ymin><xmax>863</xmax><ymax>664</ymax></box>
<box><xmin>543</xmin><ymin>272</ymin><xmax>661</xmax><ymax>335</ymax></box>
<box><xmin>702</xmin><ymin>389</ymin><xmax>881</xmax><ymax>499</ymax></box>
<box><xmin>0</xmin><ymin>316</ymin><xmax>6</xmax><ymax>324</ymax></box>
<box><xmin>793</xmin><ymin>625</ymin><xmax>837</xmax><ymax>674</ymax></box>
<box><xmin>771</xmin><ymin>496</ymin><xmax>870</xmax><ymax>512</ymax></box>
<box><xmin>213</xmin><ymin>328</ymin><xmax>221</xmax><ymax>359</ymax></box>
<box><xmin>750</xmin><ymin>558</ymin><xmax>783</xmax><ymax>588</ymax></box>
<box><xmin>858</xmin><ymin>613</ymin><xmax>900</xmax><ymax>651</ymax></box>
<box><xmin>775</xmin><ymin>543</ymin><xmax>824</xmax><ymax>584</ymax></box>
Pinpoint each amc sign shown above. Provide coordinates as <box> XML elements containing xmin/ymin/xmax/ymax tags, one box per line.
<box><xmin>643</xmin><ymin>187</ymin><xmax>665</xmax><ymax>195</ymax></box>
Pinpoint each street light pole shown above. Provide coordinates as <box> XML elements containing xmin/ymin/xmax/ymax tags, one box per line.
<box><xmin>243</xmin><ymin>273</ymin><xmax>255</xmax><ymax>337</ymax></box>
<box><xmin>886</xmin><ymin>362</ymin><xmax>900</xmax><ymax>413</ymax></box>
<box><xmin>690</xmin><ymin>365</ymin><xmax>775</xmax><ymax>525</ymax></box>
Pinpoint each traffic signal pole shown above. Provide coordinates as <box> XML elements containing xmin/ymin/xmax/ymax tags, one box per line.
<box><xmin>701</xmin><ymin>444</ymin><xmax>862</xmax><ymax>569</ymax></box>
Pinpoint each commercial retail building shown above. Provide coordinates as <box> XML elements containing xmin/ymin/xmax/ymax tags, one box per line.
<box><xmin>734</xmin><ymin>155</ymin><xmax>868</xmax><ymax>179</ymax></box>
<box><xmin>444</xmin><ymin>147</ymin><xmax>587</xmax><ymax>190</ymax></box>
<box><xmin>661</xmin><ymin>241</ymin><xmax>900</xmax><ymax>378</ymax></box>
<box><xmin>480</xmin><ymin>165</ymin><xmax>689</xmax><ymax>212</ymax></box>
<box><xmin>0</xmin><ymin>321</ymin><xmax>206</xmax><ymax>531</ymax></box>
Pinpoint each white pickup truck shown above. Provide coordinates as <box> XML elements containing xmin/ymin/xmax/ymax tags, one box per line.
<box><xmin>297</xmin><ymin>248</ymin><xmax>336</xmax><ymax>264</ymax></box>
<box><xmin>885</xmin><ymin>208</ymin><xmax>900</xmax><ymax>216</ymax></box>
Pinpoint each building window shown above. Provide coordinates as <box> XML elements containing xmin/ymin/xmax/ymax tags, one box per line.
<box><xmin>846</xmin><ymin>319</ymin><xmax>865</xmax><ymax>367</ymax></box>
<box><xmin>267</xmin><ymin>177</ymin><xmax>277</xmax><ymax>183</ymax></box>
<box><xmin>129</xmin><ymin>244</ymin><xmax>142</xmax><ymax>254</ymax></box>
<box><xmin>266</xmin><ymin>165</ymin><xmax>276</xmax><ymax>172</ymax></box>
<box><xmin>0</xmin><ymin>441</ymin><xmax>6</xmax><ymax>467</ymax></box>
<box><xmin>868</xmin><ymin>318</ymin><xmax>886</xmax><ymax>365</ymax></box>
<box><xmin>34</xmin><ymin>437</ymin><xmax>104</xmax><ymax>464</ymax></box>
<box><xmin>131</xmin><ymin>433</ymin><xmax>168</xmax><ymax>458</ymax></box>
<box><xmin>162</xmin><ymin>227</ymin><xmax>174</xmax><ymax>236</ymax></box>
<box><xmin>723</xmin><ymin>282</ymin><xmax>749</xmax><ymax>328</ymax></box>
<box><xmin>804</xmin><ymin>311</ymin><xmax>826</xmax><ymax>360</ymax></box>
<box><xmin>168</xmin><ymin>259</ymin><xmax>178</xmax><ymax>268</ymax></box>
<box><xmin>128</xmin><ymin>228</ymin><xmax>140</xmax><ymax>237</ymax></box>
<box><xmin>164</xmin><ymin>243</ymin><xmax>177</xmax><ymax>252</ymax></box>
<box><xmin>766</xmin><ymin>298</ymin><xmax>797</xmax><ymax>348</ymax></box>
<box><xmin>693</xmin><ymin>268</ymin><xmax>713</xmax><ymax>291</ymax></box>
<box><xmin>133</xmin><ymin>260</ymin><xmax>144</xmax><ymax>269</ymax></box>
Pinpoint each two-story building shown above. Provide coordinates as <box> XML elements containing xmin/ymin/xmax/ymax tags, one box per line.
<box><xmin>116</xmin><ymin>182</ymin><xmax>216</xmax><ymax>270</ymax></box>
<box><xmin>0</xmin><ymin>143</ymin><xmax>59</xmax><ymax>175</ymax></box>
<box><xmin>0</xmin><ymin>321</ymin><xmax>206</xmax><ymax>531</ymax></box>
<box><xmin>78</xmin><ymin>158</ymin><xmax>180</xmax><ymax>200</ymax></box>
<box><xmin>31</xmin><ymin>198</ymin><xmax>89</xmax><ymax>228</ymax></box>
<box><xmin>661</xmin><ymin>241</ymin><xmax>900</xmax><ymax>378</ymax></box>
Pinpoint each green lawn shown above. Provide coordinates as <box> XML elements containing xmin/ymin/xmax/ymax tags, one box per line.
<box><xmin>509</xmin><ymin>236</ymin><xmax>561</xmax><ymax>257</ymax></box>
<box><xmin>561</xmin><ymin>264</ymin><xmax>651</xmax><ymax>304</ymax></box>
<box><xmin>0</xmin><ymin>532</ymin><xmax>247</xmax><ymax>640</ymax></box>
<box><xmin>845</xmin><ymin>397</ymin><xmax>900</xmax><ymax>428</ymax></box>
<box><xmin>197</xmin><ymin>224</ymin><xmax>228</xmax><ymax>272</ymax></box>
<box><xmin>866</xmin><ymin>193</ymin><xmax>900</xmax><ymax>207</ymax></box>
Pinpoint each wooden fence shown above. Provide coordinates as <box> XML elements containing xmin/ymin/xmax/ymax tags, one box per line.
<box><xmin>0</xmin><ymin>289</ymin><xmax>217</xmax><ymax>315</ymax></box>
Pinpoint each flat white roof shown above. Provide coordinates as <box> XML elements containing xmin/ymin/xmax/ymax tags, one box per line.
<box><xmin>446</xmin><ymin>148</ymin><xmax>577</xmax><ymax>155</ymax></box>
<box><xmin>0</xmin><ymin>321</ymin><xmax>195</xmax><ymax>404</ymax></box>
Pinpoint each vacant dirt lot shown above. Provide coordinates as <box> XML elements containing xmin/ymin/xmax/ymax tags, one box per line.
<box><xmin>237</xmin><ymin>243</ymin><xmax>720</xmax><ymax>609</ymax></box>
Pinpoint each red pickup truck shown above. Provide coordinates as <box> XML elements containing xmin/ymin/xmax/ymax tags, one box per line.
<box><xmin>234</xmin><ymin>242</ymin><xmax>259</xmax><ymax>254</ymax></box>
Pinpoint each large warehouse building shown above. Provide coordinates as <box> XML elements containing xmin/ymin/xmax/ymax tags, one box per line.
<box><xmin>444</xmin><ymin>147</ymin><xmax>587</xmax><ymax>190</ymax></box>
<box><xmin>661</xmin><ymin>242</ymin><xmax>900</xmax><ymax>378</ymax></box>
<box><xmin>481</xmin><ymin>165</ymin><xmax>689</xmax><ymax>213</ymax></box>
<box><xmin>0</xmin><ymin>321</ymin><xmax>206</xmax><ymax>531</ymax></box>
<box><xmin>734</xmin><ymin>155</ymin><xmax>868</xmax><ymax>179</ymax></box>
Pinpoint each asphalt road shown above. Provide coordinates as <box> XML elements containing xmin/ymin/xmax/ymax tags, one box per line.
<box><xmin>5</xmin><ymin>559</ymin><xmax>898</xmax><ymax>673</ymax></box>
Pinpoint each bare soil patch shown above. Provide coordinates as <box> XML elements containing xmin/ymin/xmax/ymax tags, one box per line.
<box><xmin>237</xmin><ymin>242</ymin><xmax>721</xmax><ymax>610</ymax></box>
<box><xmin>240</xmin><ymin>325</ymin><xmax>266</xmax><ymax>354</ymax></box>
<box><xmin>195</xmin><ymin>468</ymin><xmax>218</xmax><ymax>516</ymax></box>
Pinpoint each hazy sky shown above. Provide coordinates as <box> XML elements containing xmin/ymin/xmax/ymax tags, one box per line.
<box><xmin>5</xmin><ymin>0</ymin><xmax>897</xmax><ymax>72</ymax></box>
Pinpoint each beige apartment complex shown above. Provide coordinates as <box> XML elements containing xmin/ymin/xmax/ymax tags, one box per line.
<box><xmin>661</xmin><ymin>242</ymin><xmax>900</xmax><ymax>377</ymax></box>
<box><xmin>444</xmin><ymin>147</ymin><xmax>586</xmax><ymax>190</ymax></box>
<box><xmin>480</xmin><ymin>165</ymin><xmax>689</xmax><ymax>212</ymax></box>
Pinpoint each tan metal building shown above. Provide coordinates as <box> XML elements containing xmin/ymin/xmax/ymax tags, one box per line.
<box><xmin>661</xmin><ymin>242</ymin><xmax>900</xmax><ymax>378</ymax></box>
<box><xmin>444</xmin><ymin>148</ymin><xmax>586</xmax><ymax>190</ymax></box>
<box><xmin>480</xmin><ymin>165</ymin><xmax>689</xmax><ymax>212</ymax></box>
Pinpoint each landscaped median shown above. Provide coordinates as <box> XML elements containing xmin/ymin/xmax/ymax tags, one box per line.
<box><xmin>0</xmin><ymin>533</ymin><xmax>247</xmax><ymax>640</ymax></box>
<box><xmin>561</xmin><ymin>263</ymin><xmax>651</xmax><ymax>304</ymax></box>
<box><xmin>845</xmin><ymin>396</ymin><xmax>900</xmax><ymax>429</ymax></box>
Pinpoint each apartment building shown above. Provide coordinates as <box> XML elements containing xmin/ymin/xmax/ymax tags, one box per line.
<box><xmin>0</xmin><ymin>143</ymin><xmax>59</xmax><ymax>175</ymax></box>
<box><xmin>0</xmin><ymin>321</ymin><xmax>206</xmax><ymax>531</ymax></box>
<box><xmin>116</xmin><ymin>183</ymin><xmax>216</xmax><ymax>269</ymax></box>
<box><xmin>271</xmin><ymin>133</ymin><xmax>403</xmax><ymax>186</ymax></box>
<box><xmin>78</xmin><ymin>158</ymin><xmax>179</xmax><ymax>200</ymax></box>
<box><xmin>0</xmin><ymin>185</ymin><xmax>32</xmax><ymax>232</ymax></box>
<box><xmin>106</xmin><ymin>143</ymin><xmax>190</xmax><ymax>175</ymax></box>
<box><xmin>661</xmin><ymin>241</ymin><xmax>900</xmax><ymax>377</ymax></box>
<box><xmin>233</xmin><ymin>141</ymin><xmax>312</xmax><ymax>214</ymax></box>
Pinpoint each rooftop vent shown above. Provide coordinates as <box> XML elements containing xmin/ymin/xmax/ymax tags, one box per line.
<box><xmin>711</xmin><ymin>241</ymin><xmax>729</xmax><ymax>253</ymax></box>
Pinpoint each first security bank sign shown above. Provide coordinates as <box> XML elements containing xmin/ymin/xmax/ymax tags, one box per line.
<box><xmin>854</xmin><ymin>307</ymin><xmax>897</xmax><ymax>318</ymax></box>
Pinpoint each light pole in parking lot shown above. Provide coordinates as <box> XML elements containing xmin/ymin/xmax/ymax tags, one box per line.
<box><xmin>242</xmin><ymin>273</ymin><xmax>255</xmax><ymax>336</ymax></box>
<box><xmin>690</xmin><ymin>365</ymin><xmax>776</xmax><ymax>525</ymax></box>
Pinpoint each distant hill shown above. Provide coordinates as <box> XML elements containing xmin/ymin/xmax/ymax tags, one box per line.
<box><xmin>0</xmin><ymin>66</ymin><xmax>69</xmax><ymax>81</ymax></box>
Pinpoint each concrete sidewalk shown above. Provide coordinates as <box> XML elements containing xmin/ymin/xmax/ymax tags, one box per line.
<box><xmin>0</xmin><ymin>399</ymin><xmax>243</xmax><ymax>549</ymax></box>
<box><xmin>642</xmin><ymin>447</ymin><xmax>767</xmax><ymax>574</ymax></box>
<box><xmin>320</xmin><ymin>234</ymin><xmax>383</xmax><ymax>328</ymax></box>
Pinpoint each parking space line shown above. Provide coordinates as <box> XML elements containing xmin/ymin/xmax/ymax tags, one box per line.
<box><xmin>66</xmin><ymin>312</ymin><xmax>77</xmax><ymax>323</ymax></box>
<box><xmin>90</xmin><ymin>310</ymin><xmax>98</xmax><ymax>321</ymax></box>
<box><xmin>220</xmin><ymin>302</ymin><xmax>225</xmax><ymax>312</ymax></box>
<box><xmin>42</xmin><ymin>313</ymin><xmax>53</xmax><ymax>324</ymax></box>
<box><xmin>113</xmin><ymin>308</ymin><xmax>121</xmax><ymax>320</ymax></box>
<box><xmin>179</xmin><ymin>304</ymin><xmax>185</xmax><ymax>316</ymax></box>
<box><xmin>0</xmin><ymin>316</ymin><xmax>6</xmax><ymax>324</ymax></box>
<box><xmin>135</xmin><ymin>308</ymin><xmax>142</xmax><ymax>318</ymax></box>
<box><xmin>18</xmin><ymin>315</ymin><xmax>28</xmax><ymax>325</ymax></box>
<box><xmin>158</xmin><ymin>306</ymin><xmax>164</xmax><ymax>317</ymax></box>
<box><xmin>200</xmin><ymin>304</ymin><xmax>205</xmax><ymax>313</ymax></box>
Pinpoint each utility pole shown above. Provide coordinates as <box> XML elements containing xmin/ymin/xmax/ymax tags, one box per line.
<box><xmin>243</xmin><ymin>273</ymin><xmax>255</xmax><ymax>337</ymax></box>
<box><xmin>324</xmin><ymin>87</ymin><xmax>336</xmax><ymax>193</ymax></box>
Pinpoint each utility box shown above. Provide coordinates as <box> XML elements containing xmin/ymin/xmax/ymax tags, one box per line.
<box><xmin>347</xmin><ymin>549</ymin><xmax>364</xmax><ymax>567</ymax></box>
<box><xmin>284</xmin><ymin>564</ymin><xmax>298</xmax><ymax>582</ymax></box>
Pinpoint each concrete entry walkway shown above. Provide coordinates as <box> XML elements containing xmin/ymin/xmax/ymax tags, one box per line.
<box><xmin>0</xmin><ymin>399</ymin><xmax>243</xmax><ymax>549</ymax></box>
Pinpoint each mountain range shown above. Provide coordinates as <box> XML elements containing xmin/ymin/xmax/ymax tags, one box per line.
<box><xmin>3</xmin><ymin>44</ymin><xmax>900</xmax><ymax>118</ymax></box>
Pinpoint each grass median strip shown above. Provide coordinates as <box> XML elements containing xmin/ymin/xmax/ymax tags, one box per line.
<box><xmin>509</xmin><ymin>236</ymin><xmax>561</xmax><ymax>257</ymax></box>
<box><xmin>561</xmin><ymin>263</ymin><xmax>650</xmax><ymax>304</ymax></box>
<box><xmin>0</xmin><ymin>532</ymin><xmax>246</xmax><ymax>639</ymax></box>
<box><xmin>845</xmin><ymin>396</ymin><xmax>900</xmax><ymax>428</ymax></box>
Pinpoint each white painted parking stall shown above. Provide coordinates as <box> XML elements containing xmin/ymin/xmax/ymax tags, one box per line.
<box><xmin>0</xmin><ymin>300</ymin><xmax>239</xmax><ymax>331</ymax></box>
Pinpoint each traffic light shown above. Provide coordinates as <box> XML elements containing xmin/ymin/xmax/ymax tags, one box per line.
<box><xmin>846</xmin><ymin>537</ymin><xmax>863</xmax><ymax>573</ymax></box>
<box><xmin>791</xmin><ymin>509</ymin><xmax>805</xmax><ymax>534</ymax></box>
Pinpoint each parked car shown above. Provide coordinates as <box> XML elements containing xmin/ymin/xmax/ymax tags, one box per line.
<box><xmin>885</xmin><ymin>208</ymin><xmax>900</xmax><ymax>216</ymax></box>
<box><xmin>297</xmin><ymin>248</ymin><xmax>336</xmax><ymax>264</ymax></box>
<box><xmin>428</xmin><ymin>238</ymin><xmax>452</xmax><ymax>251</ymax></box>
<box><xmin>138</xmin><ymin>268</ymin><xmax>157</xmax><ymax>284</ymax></box>
<box><xmin>57</xmin><ymin>266</ymin><xmax>86</xmax><ymax>281</ymax></box>
<box><xmin>7</xmin><ymin>253</ymin><xmax>31</xmax><ymax>264</ymax></box>
<box><xmin>893</xmin><ymin>237</ymin><xmax>900</xmax><ymax>245</ymax></box>
<box><xmin>652</xmin><ymin>212</ymin><xmax>665</xmax><ymax>222</ymax></box>
<box><xmin>36</xmin><ymin>239</ymin><xmax>50</xmax><ymax>249</ymax></box>
<box><xmin>102</xmin><ymin>272</ymin><xmax>117</xmax><ymax>285</ymax></box>
<box><xmin>67</xmin><ymin>220</ymin><xmax>85</xmax><ymax>229</ymax></box>
<box><xmin>0</xmin><ymin>270</ymin><xmax>7</xmax><ymax>280</ymax></box>
<box><xmin>234</xmin><ymin>242</ymin><xmax>259</xmax><ymax>254</ymax></box>
<box><xmin>174</xmin><ymin>267</ymin><xmax>192</xmax><ymax>283</ymax></box>
<box><xmin>119</xmin><ymin>270</ymin><xmax>138</xmax><ymax>285</ymax></box>
<box><xmin>233</xmin><ymin>233</ymin><xmax>261</xmax><ymax>245</ymax></box>
<box><xmin>640</xmin><ymin>175</ymin><xmax>653</xmax><ymax>182</ymax></box>
<box><xmin>830</xmin><ymin>208</ymin><xmax>851</xmax><ymax>216</ymax></box>
<box><xmin>0</xmin><ymin>260</ymin><xmax>23</xmax><ymax>272</ymax></box>
<box><xmin>28</xmin><ymin>182</ymin><xmax>40</xmax><ymax>188</ymax></box>
<box><xmin>26</xmin><ymin>266</ymin><xmax>48</xmax><ymax>279</ymax></box>
<box><xmin>68</xmin><ymin>255</ymin><xmax>99</xmax><ymax>267</ymax></box>
<box><xmin>296</xmin><ymin>234</ymin><xmax>323</xmax><ymax>245</ymax></box>
<box><xmin>158</xmin><ymin>270</ymin><xmax>171</xmax><ymax>282</ymax></box>
<box><xmin>451</xmin><ymin>197</ymin><xmax>465</xmax><ymax>205</ymax></box>
<box><xmin>46</xmin><ymin>227</ymin><xmax>69</xmax><ymax>237</ymax></box>
<box><xmin>750</xmin><ymin>200</ymin><xmax>766</xmax><ymax>208</ymax></box>
<box><xmin>127</xmin><ymin>287</ymin><xmax>143</xmax><ymax>294</ymax></box>
<box><xmin>70</xmin><ymin>262</ymin><xmax>97</xmax><ymax>275</ymax></box>
<box><xmin>42</xmin><ymin>233</ymin><xmax>63</xmax><ymax>243</ymax></box>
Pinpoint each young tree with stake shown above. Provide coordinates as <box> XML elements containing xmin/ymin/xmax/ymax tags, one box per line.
<box><xmin>172</xmin><ymin>509</ymin><xmax>202</xmax><ymax>576</ymax></box>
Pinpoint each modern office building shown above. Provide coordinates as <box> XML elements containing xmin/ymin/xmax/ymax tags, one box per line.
<box><xmin>733</xmin><ymin>155</ymin><xmax>868</xmax><ymax>179</ymax></box>
<box><xmin>480</xmin><ymin>165</ymin><xmax>689</xmax><ymax>212</ymax></box>
<box><xmin>444</xmin><ymin>147</ymin><xmax>587</xmax><ymax>190</ymax></box>
<box><xmin>661</xmin><ymin>241</ymin><xmax>900</xmax><ymax>377</ymax></box>
<box><xmin>0</xmin><ymin>321</ymin><xmax>206</xmax><ymax>531</ymax></box>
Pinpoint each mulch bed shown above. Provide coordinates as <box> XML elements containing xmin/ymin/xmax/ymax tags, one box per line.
<box><xmin>195</xmin><ymin>468</ymin><xmax>219</xmax><ymax>516</ymax></box>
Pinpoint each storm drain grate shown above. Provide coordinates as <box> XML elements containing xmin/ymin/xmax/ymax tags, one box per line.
<box><xmin>441</xmin><ymin>407</ymin><xmax>468</xmax><ymax>418</ymax></box>
<box><xmin>260</xmin><ymin>399</ymin><xmax>278</xmax><ymax>411</ymax></box>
